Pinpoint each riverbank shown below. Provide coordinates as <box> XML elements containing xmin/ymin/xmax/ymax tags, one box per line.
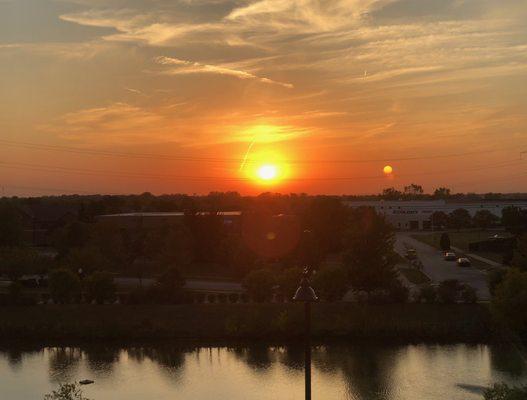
<box><xmin>0</xmin><ymin>303</ymin><xmax>498</xmax><ymax>343</ymax></box>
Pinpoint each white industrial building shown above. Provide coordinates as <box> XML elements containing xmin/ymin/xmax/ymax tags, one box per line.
<box><xmin>344</xmin><ymin>199</ymin><xmax>527</xmax><ymax>230</ymax></box>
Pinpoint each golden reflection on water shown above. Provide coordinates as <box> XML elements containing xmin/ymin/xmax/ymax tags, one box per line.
<box><xmin>0</xmin><ymin>344</ymin><xmax>526</xmax><ymax>400</ymax></box>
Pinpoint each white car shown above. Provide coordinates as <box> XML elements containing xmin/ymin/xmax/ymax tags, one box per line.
<box><xmin>457</xmin><ymin>258</ymin><xmax>471</xmax><ymax>267</ymax></box>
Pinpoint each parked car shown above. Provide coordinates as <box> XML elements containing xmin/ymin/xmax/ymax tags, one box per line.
<box><xmin>444</xmin><ymin>252</ymin><xmax>457</xmax><ymax>261</ymax></box>
<box><xmin>457</xmin><ymin>258</ymin><xmax>471</xmax><ymax>267</ymax></box>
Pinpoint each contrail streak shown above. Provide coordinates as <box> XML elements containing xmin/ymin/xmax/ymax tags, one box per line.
<box><xmin>239</xmin><ymin>140</ymin><xmax>255</xmax><ymax>171</ymax></box>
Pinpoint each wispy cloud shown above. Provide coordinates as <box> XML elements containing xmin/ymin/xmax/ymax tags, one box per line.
<box><xmin>154</xmin><ymin>56</ymin><xmax>293</xmax><ymax>88</ymax></box>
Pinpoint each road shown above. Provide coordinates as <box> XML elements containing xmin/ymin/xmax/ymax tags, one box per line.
<box><xmin>395</xmin><ymin>232</ymin><xmax>490</xmax><ymax>301</ymax></box>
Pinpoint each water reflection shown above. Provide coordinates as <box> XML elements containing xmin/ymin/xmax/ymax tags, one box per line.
<box><xmin>320</xmin><ymin>344</ymin><xmax>398</xmax><ymax>399</ymax></box>
<box><xmin>48</xmin><ymin>348</ymin><xmax>82</xmax><ymax>383</ymax></box>
<box><xmin>0</xmin><ymin>343</ymin><xmax>526</xmax><ymax>400</ymax></box>
<box><xmin>490</xmin><ymin>344</ymin><xmax>527</xmax><ymax>377</ymax></box>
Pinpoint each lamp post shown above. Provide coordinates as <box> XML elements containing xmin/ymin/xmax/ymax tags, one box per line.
<box><xmin>293</xmin><ymin>267</ymin><xmax>318</xmax><ymax>400</ymax></box>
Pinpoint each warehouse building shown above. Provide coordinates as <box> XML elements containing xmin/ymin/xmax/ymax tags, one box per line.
<box><xmin>344</xmin><ymin>200</ymin><xmax>527</xmax><ymax>230</ymax></box>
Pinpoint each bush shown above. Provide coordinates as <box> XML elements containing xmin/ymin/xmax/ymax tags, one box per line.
<box><xmin>417</xmin><ymin>284</ymin><xmax>437</xmax><ymax>303</ymax></box>
<box><xmin>388</xmin><ymin>280</ymin><xmax>409</xmax><ymax>303</ymax></box>
<box><xmin>152</xmin><ymin>267</ymin><xmax>186</xmax><ymax>304</ymax></box>
<box><xmin>49</xmin><ymin>269</ymin><xmax>81</xmax><ymax>304</ymax></box>
<box><xmin>488</xmin><ymin>269</ymin><xmax>507</xmax><ymax>296</ymax></box>
<box><xmin>437</xmin><ymin>279</ymin><xmax>460</xmax><ymax>304</ymax></box>
<box><xmin>366</xmin><ymin>289</ymin><xmax>391</xmax><ymax>304</ymax></box>
<box><xmin>460</xmin><ymin>284</ymin><xmax>478</xmax><ymax>304</ymax></box>
<box><xmin>243</xmin><ymin>269</ymin><xmax>275</xmax><ymax>302</ymax></box>
<box><xmin>85</xmin><ymin>272</ymin><xmax>116</xmax><ymax>304</ymax></box>
<box><xmin>126</xmin><ymin>287</ymin><xmax>149</xmax><ymax>305</ymax></box>
<box><xmin>483</xmin><ymin>383</ymin><xmax>527</xmax><ymax>400</ymax></box>
<box><xmin>491</xmin><ymin>268</ymin><xmax>527</xmax><ymax>335</ymax></box>
<box><xmin>44</xmin><ymin>383</ymin><xmax>91</xmax><ymax>400</ymax></box>
<box><xmin>157</xmin><ymin>266</ymin><xmax>185</xmax><ymax>290</ymax></box>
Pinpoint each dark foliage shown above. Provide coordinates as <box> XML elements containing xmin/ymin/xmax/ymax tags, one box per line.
<box><xmin>439</xmin><ymin>232</ymin><xmax>451</xmax><ymax>251</ymax></box>
<box><xmin>431</xmin><ymin>212</ymin><xmax>449</xmax><ymax>230</ymax></box>
<box><xmin>85</xmin><ymin>272</ymin><xmax>116</xmax><ymax>304</ymax></box>
<box><xmin>483</xmin><ymin>383</ymin><xmax>527</xmax><ymax>400</ymax></box>
<box><xmin>49</xmin><ymin>269</ymin><xmax>81</xmax><ymax>304</ymax></box>
<box><xmin>448</xmin><ymin>209</ymin><xmax>472</xmax><ymax>230</ymax></box>
<box><xmin>312</xmin><ymin>265</ymin><xmax>349</xmax><ymax>301</ymax></box>
<box><xmin>491</xmin><ymin>268</ymin><xmax>527</xmax><ymax>337</ymax></box>
<box><xmin>344</xmin><ymin>207</ymin><xmax>399</xmax><ymax>294</ymax></box>
<box><xmin>243</xmin><ymin>269</ymin><xmax>275</xmax><ymax>302</ymax></box>
<box><xmin>437</xmin><ymin>279</ymin><xmax>461</xmax><ymax>304</ymax></box>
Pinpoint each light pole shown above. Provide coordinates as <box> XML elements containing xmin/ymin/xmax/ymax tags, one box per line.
<box><xmin>293</xmin><ymin>267</ymin><xmax>318</xmax><ymax>400</ymax></box>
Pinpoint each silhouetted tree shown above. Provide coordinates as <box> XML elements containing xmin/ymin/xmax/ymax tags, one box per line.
<box><xmin>433</xmin><ymin>187</ymin><xmax>451</xmax><ymax>199</ymax></box>
<box><xmin>502</xmin><ymin>206</ymin><xmax>527</xmax><ymax>234</ymax></box>
<box><xmin>61</xmin><ymin>246</ymin><xmax>110</xmax><ymax>275</ymax></box>
<box><xmin>491</xmin><ymin>268</ymin><xmax>527</xmax><ymax>337</ymax></box>
<box><xmin>303</xmin><ymin>197</ymin><xmax>349</xmax><ymax>257</ymax></box>
<box><xmin>431</xmin><ymin>211</ymin><xmax>449</xmax><ymax>230</ymax></box>
<box><xmin>85</xmin><ymin>271</ymin><xmax>116</xmax><ymax>304</ymax></box>
<box><xmin>448</xmin><ymin>208</ymin><xmax>472</xmax><ymax>230</ymax></box>
<box><xmin>0</xmin><ymin>201</ymin><xmax>23</xmax><ymax>247</ymax></box>
<box><xmin>49</xmin><ymin>269</ymin><xmax>81</xmax><ymax>304</ymax></box>
<box><xmin>440</xmin><ymin>232</ymin><xmax>451</xmax><ymax>251</ymax></box>
<box><xmin>488</xmin><ymin>268</ymin><xmax>507</xmax><ymax>296</ymax></box>
<box><xmin>243</xmin><ymin>269</ymin><xmax>275</xmax><ymax>302</ymax></box>
<box><xmin>512</xmin><ymin>234</ymin><xmax>527</xmax><ymax>271</ymax></box>
<box><xmin>381</xmin><ymin>187</ymin><xmax>402</xmax><ymax>200</ymax></box>
<box><xmin>344</xmin><ymin>207</ymin><xmax>398</xmax><ymax>294</ymax></box>
<box><xmin>473</xmin><ymin>210</ymin><xmax>499</xmax><ymax>230</ymax></box>
<box><xmin>403</xmin><ymin>183</ymin><xmax>424</xmax><ymax>198</ymax></box>
<box><xmin>53</xmin><ymin>221</ymin><xmax>91</xmax><ymax>257</ymax></box>
<box><xmin>0</xmin><ymin>247</ymin><xmax>43</xmax><ymax>281</ymax></box>
<box><xmin>437</xmin><ymin>279</ymin><xmax>461</xmax><ymax>304</ymax></box>
<box><xmin>276</xmin><ymin>267</ymin><xmax>303</xmax><ymax>299</ymax></box>
<box><xmin>312</xmin><ymin>265</ymin><xmax>348</xmax><ymax>301</ymax></box>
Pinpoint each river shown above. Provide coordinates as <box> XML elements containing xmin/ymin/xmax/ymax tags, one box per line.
<box><xmin>1</xmin><ymin>343</ymin><xmax>526</xmax><ymax>399</ymax></box>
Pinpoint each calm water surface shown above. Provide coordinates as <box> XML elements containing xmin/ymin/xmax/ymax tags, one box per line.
<box><xmin>1</xmin><ymin>343</ymin><xmax>526</xmax><ymax>400</ymax></box>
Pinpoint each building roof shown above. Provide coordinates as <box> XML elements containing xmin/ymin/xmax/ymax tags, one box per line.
<box><xmin>97</xmin><ymin>211</ymin><xmax>242</xmax><ymax>218</ymax></box>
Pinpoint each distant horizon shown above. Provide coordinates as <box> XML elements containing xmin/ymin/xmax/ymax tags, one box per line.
<box><xmin>4</xmin><ymin>189</ymin><xmax>527</xmax><ymax>200</ymax></box>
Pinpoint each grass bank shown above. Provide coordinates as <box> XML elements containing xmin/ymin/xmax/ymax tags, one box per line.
<box><xmin>0</xmin><ymin>303</ymin><xmax>495</xmax><ymax>343</ymax></box>
<box><xmin>399</xmin><ymin>268</ymin><xmax>431</xmax><ymax>284</ymax></box>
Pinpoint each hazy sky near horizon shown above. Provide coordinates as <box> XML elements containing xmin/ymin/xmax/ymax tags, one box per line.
<box><xmin>1</xmin><ymin>0</ymin><xmax>527</xmax><ymax>196</ymax></box>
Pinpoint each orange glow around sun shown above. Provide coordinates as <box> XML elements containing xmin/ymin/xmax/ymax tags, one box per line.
<box><xmin>242</xmin><ymin>151</ymin><xmax>290</xmax><ymax>185</ymax></box>
<box><xmin>258</xmin><ymin>164</ymin><xmax>278</xmax><ymax>181</ymax></box>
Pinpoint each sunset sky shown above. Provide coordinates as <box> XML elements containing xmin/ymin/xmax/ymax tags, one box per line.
<box><xmin>1</xmin><ymin>0</ymin><xmax>527</xmax><ymax>196</ymax></box>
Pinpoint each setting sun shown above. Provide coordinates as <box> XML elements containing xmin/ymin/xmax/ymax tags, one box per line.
<box><xmin>257</xmin><ymin>164</ymin><xmax>278</xmax><ymax>181</ymax></box>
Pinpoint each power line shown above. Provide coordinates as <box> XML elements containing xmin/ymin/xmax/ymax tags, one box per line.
<box><xmin>0</xmin><ymin>158</ymin><xmax>524</xmax><ymax>182</ymax></box>
<box><xmin>0</xmin><ymin>138</ymin><xmax>522</xmax><ymax>165</ymax></box>
<box><xmin>1</xmin><ymin>184</ymin><xmax>93</xmax><ymax>194</ymax></box>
